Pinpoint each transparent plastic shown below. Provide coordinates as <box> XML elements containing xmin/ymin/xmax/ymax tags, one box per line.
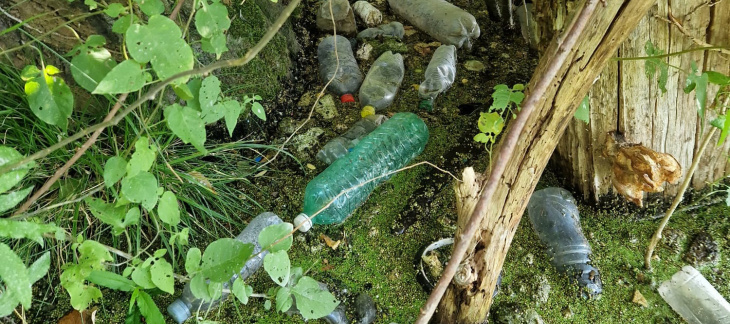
<box><xmin>316</xmin><ymin>0</ymin><xmax>358</xmax><ymax>35</ymax></box>
<box><xmin>317</xmin><ymin>114</ymin><xmax>388</xmax><ymax>165</ymax></box>
<box><xmin>167</xmin><ymin>212</ymin><xmax>283</xmax><ymax>324</ymax></box>
<box><xmin>359</xmin><ymin>51</ymin><xmax>405</xmax><ymax>111</ymax></box>
<box><xmin>285</xmin><ymin>281</ymin><xmax>349</xmax><ymax>324</ymax></box>
<box><xmin>485</xmin><ymin>0</ymin><xmax>515</xmax><ymax>28</ymax></box>
<box><xmin>318</xmin><ymin>35</ymin><xmax>364</xmax><ymax>102</ymax></box>
<box><xmin>388</xmin><ymin>0</ymin><xmax>480</xmax><ymax>49</ymax></box>
<box><xmin>352</xmin><ymin>1</ymin><xmax>382</xmax><ymax>27</ymax></box>
<box><xmin>357</xmin><ymin>22</ymin><xmax>405</xmax><ymax>40</ymax></box>
<box><xmin>516</xmin><ymin>3</ymin><xmax>538</xmax><ymax>49</ymax></box>
<box><xmin>297</xmin><ymin>113</ymin><xmax>428</xmax><ymax>229</ymax></box>
<box><xmin>526</xmin><ymin>187</ymin><xmax>603</xmax><ymax>296</ymax></box>
<box><xmin>418</xmin><ymin>45</ymin><xmax>457</xmax><ymax>111</ymax></box>
<box><xmin>659</xmin><ymin>266</ymin><xmax>730</xmax><ymax>324</ymax></box>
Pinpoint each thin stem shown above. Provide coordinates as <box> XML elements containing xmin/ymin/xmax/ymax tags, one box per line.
<box><xmin>11</xmin><ymin>183</ymin><xmax>104</xmax><ymax>220</ymax></box>
<box><xmin>0</xmin><ymin>12</ymin><xmax>102</xmax><ymax>56</ymax></box>
<box><xmin>614</xmin><ymin>46</ymin><xmax>729</xmax><ymax>61</ymax></box>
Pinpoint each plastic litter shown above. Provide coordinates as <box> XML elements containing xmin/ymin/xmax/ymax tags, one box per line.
<box><xmin>357</xmin><ymin>21</ymin><xmax>406</xmax><ymax>40</ymax></box>
<box><xmin>167</xmin><ymin>213</ymin><xmax>283</xmax><ymax>324</ymax></box>
<box><xmin>355</xmin><ymin>293</ymin><xmax>377</xmax><ymax>324</ymax></box>
<box><xmin>516</xmin><ymin>3</ymin><xmax>538</xmax><ymax>49</ymax></box>
<box><xmin>526</xmin><ymin>187</ymin><xmax>603</xmax><ymax>296</ymax></box>
<box><xmin>352</xmin><ymin>1</ymin><xmax>382</xmax><ymax>27</ymax></box>
<box><xmin>485</xmin><ymin>0</ymin><xmax>515</xmax><ymax>28</ymax></box>
<box><xmin>359</xmin><ymin>51</ymin><xmax>405</xmax><ymax>111</ymax></box>
<box><xmin>418</xmin><ymin>45</ymin><xmax>457</xmax><ymax>111</ymax></box>
<box><xmin>659</xmin><ymin>265</ymin><xmax>730</xmax><ymax>324</ymax></box>
<box><xmin>318</xmin><ymin>35</ymin><xmax>364</xmax><ymax>103</ymax></box>
<box><xmin>317</xmin><ymin>114</ymin><xmax>388</xmax><ymax>165</ymax></box>
<box><xmin>316</xmin><ymin>0</ymin><xmax>358</xmax><ymax>35</ymax></box>
<box><xmin>284</xmin><ymin>280</ymin><xmax>348</xmax><ymax>324</ymax></box>
<box><xmin>294</xmin><ymin>113</ymin><xmax>429</xmax><ymax>232</ymax></box>
<box><xmin>388</xmin><ymin>0</ymin><xmax>480</xmax><ymax>49</ymax></box>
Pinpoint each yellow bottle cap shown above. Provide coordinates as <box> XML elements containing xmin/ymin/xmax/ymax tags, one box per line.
<box><xmin>361</xmin><ymin>105</ymin><xmax>376</xmax><ymax>118</ymax></box>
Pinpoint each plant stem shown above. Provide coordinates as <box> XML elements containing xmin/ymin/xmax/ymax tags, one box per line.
<box><xmin>614</xmin><ymin>46</ymin><xmax>729</xmax><ymax>61</ymax></box>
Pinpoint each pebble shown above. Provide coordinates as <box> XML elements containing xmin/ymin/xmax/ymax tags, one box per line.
<box><xmin>355</xmin><ymin>293</ymin><xmax>377</xmax><ymax>324</ymax></box>
<box><xmin>293</xmin><ymin>127</ymin><xmax>324</xmax><ymax>153</ymax></box>
<box><xmin>561</xmin><ymin>306</ymin><xmax>573</xmax><ymax>319</ymax></box>
<box><xmin>632</xmin><ymin>289</ymin><xmax>648</xmax><ymax>307</ymax></box>
<box><xmin>357</xmin><ymin>43</ymin><xmax>374</xmax><ymax>61</ymax></box>
<box><xmin>306</xmin><ymin>163</ymin><xmax>316</xmax><ymax>170</ymax></box>
<box><xmin>464</xmin><ymin>60</ymin><xmax>486</xmax><ymax>72</ymax></box>
<box><xmin>315</xmin><ymin>94</ymin><xmax>338</xmax><ymax>119</ymax></box>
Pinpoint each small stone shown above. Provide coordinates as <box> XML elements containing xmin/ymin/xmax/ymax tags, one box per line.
<box><xmin>279</xmin><ymin>117</ymin><xmax>308</xmax><ymax>134</ymax></box>
<box><xmin>561</xmin><ymin>306</ymin><xmax>573</xmax><ymax>319</ymax></box>
<box><xmin>294</xmin><ymin>127</ymin><xmax>324</xmax><ymax>153</ymax></box>
<box><xmin>632</xmin><ymin>289</ymin><xmax>648</xmax><ymax>307</ymax></box>
<box><xmin>357</xmin><ymin>43</ymin><xmax>374</xmax><ymax>61</ymax></box>
<box><xmin>464</xmin><ymin>60</ymin><xmax>486</xmax><ymax>72</ymax></box>
<box><xmin>524</xmin><ymin>253</ymin><xmax>534</xmax><ymax>265</ymax></box>
<box><xmin>684</xmin><ymin>232</ymin><xmax>720</xmax><ymax>267</ymax></box>
<box><xmin>461</xmin><ymin>78</ymin><xmax>468</xmax><ymax>84</ymax></box>
<box><xmin>315</xmin><ymin>95</ymin><xmax>338</xmax><ymax>120</ymax></box>
<box><xmin>306</xmin><ymin>163</ymin><xmax>316</xmax><ymax>170</ymax></box>
<box><xmin>422</xmin><ymin>252</ymin><xmax>443</xmax><ymax>279</ymax></box>
<box><xmin>535</xmin><ymin>276</ymin><xmax>551</xmax><ymax>305</ymax></box>
<box><xmin>355</xmin><ymin>293</ymin><xmax>377</xmax><ymax>324</ymax></box>
<box><xmin>297</xmin><ymin>91</ymin><xmax>317</xmax><ymax>107</ymax></box>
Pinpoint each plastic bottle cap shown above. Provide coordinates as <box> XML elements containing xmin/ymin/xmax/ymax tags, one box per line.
<box><xmin>341</xmin><ymin>94</ymin><xmax>355</xmax><ymax>103</ymax></box>
<box><xmin>361</xmin><ymin>105</ymin><xmax>376</xmax><ymax>118</ymax></box>
<box><xmin>294</xmin><ymin>214</ymin><xmax>313</xmax><ymax>232</ymax></box>
<box><xmin>419</xmin><ymin>99</ymin><xmax>434</xmax><ymax>112</ymax></box>
<box><xmin>167</xmin><ymin>299</ymin><xmax>191</xmax><ymax>324</ymax></box>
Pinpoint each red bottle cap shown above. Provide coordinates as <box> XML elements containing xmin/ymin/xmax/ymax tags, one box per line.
<box><xmin>340</xmin><ymin>94</ymin><xmax>355</xmax><ymax>103</ymax></box>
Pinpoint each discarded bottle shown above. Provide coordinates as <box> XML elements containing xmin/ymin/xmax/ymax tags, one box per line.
<box><xmin>167</xmin><ymin>212</ymin><xmax>283</xmax><ymax>324</ymax></box>
<box><xmin>357</xmin><ymin>21</ymin><xmax>405</xmax><ymax>40</ymax></box>
<box><xmin>353</xmin><ymin>1</ymin><xmax>382</xmax><ymax>27</ymax></box>
<box><xmin>316</xmin><ymin>0</ymin><xmax>358</xmax><ymax>36</ymax></box>
<box><xmin>485</xmin><ymin>0</ymin><xmax>515</xmax><ymax>28</ymax></box>
<box><xmin>317</xmin><ymin>114</ymin><xmax>389</xmax><ymax>165</ymax></box>
<box><xmin>388</xmin><ymin>0</ymin><xmax>480</xmax><ymax>49</ymax></box>
<box><xmin>294</xmin><ymin>113</ymin><xmax>429</xmax><ymax>232</ymax></box>
<box><xmin>359</xmin><ymin>51</ymin><xmax>405</xmax><ymax>111</ymax></box>
<box><xmin>526</xmin><ymin>187</ymin><xmax>603</xmax><ymax>296</ymax></box>
<box><xmin>318</xmin><ymin>35</ymin><xmax>364</xmax><ymax>103</ymax></box>
<box><xmin>355</xmin><ymin>293</ymin><xmax>377</xmax><ymax>324</ymax></box>
<box><xmin>659</xmin><ymin>266</ymin><xmax>730</xmax><ymax>324</ymax></box>
<box><xmin>418</xmin><ymin>45</ymin><xmax>457</xmax><ymax>112</ymax></box>
<box><xmin>516</xmin><ymin>3</ymin><xmax>538</xmax><ymax>49</ymax></box>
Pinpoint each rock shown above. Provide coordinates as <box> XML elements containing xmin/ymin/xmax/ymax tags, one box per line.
<box><xmin>534</xmin><ymin>276</ymin><xmax>551</xmax><ymax>305</ymax></box>
<box><xmin>561</xmin><ymin>306</ymin><xmax>573</xmax><ymax>319</ymax></box>
<box><xmin>464</xmin><ymin>60</ymin><xmax>486</xmax><ymax>72</ymax></box>
<box><xmin>493</xmin><ymin>303</ymin><xmax>544</xmax><ymax>324</ymax></box>
<box><xmin>298</xmin><ymin>91</ymin><xmax>317</xmax><ymax>107</ymax></box>
<box><xmin>524</xmin><ymin>253</ymin><xmax>534</xmax><ymax>265</ymax></box>
<box><xmin>357</xmin><ymin>43</ymin><xmax>374</xmax><ymax>61</ymax></box>
<box><xmin>315</xmin><ymin>95</ymin><xmax>338</xmax><ymax>119</ymax></box>
<box><xmin>683</xmin><ymin>232</ymin><xmax>720</xmax><ymax>267</ymax></box>
<box><xmin>294</xmin><ymin>127</ymin><xmax>324</xmax><ymax>153</ymax></box>
<box><xmin>278</xmin><ymin>117</ymin><xmax>309</xmax><ymax>134</ymax></box>
<box><xmin>422</xmin><ymin>251</ymin><xmax>443</xmax><ymax>279</ymax></box>
<box><xmin>632</xmin><ymin>289</ymin><xmax>648</xmax><ymax>307</ymax></box>
<box><xmin>355</xmin><ymin>293</ymin><xmax>377</xmax><ymax>324</ymax></box>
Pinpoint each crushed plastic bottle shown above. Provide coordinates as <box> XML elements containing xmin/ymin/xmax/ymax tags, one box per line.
<box><xmin>526</xmin><ymin>187</ymin><xmax>603</xmax><ymax>296</ymax></box>
<box><xmin>353</xmin><ymin>1</ymin><xmax>382</xmax><ymax>27</ymax></box>
<box><xmin>485</xmin><ymin>0</ymin><xmax>515</xmax><ymax>28</ymax></box>
<box><xmin>316</xmin><ymin>0</ymin><xmax>358</xmax><ymax>35</ymax></box>
<box><xmin>355</xmin><ymin>293</ymin><xmax>377</xmax><ymax>324</ymax></box>
<box><xmin>516</xmin><ymin>3</ymin><xmax>538</xmax><ymax>49</ymax></box>
<box><xmin>357</xmin><ymin>21</ymin><xmax>405</xmax><ymax>40</ymax></box>
<box><xmin>317</xmin><ymin>114</ymin><xmax>388</xmax><ymax>165</ymax></box>
<box><xmin>318</xmin><ymin>35</ymin><xmax>364</xmax><ymax>103</ymax></box>
<box><xmin>659</xmin><ymin>266</ymin><xmax>730</xmax><ymax>324</ymax></box>
<box><xmin>167</xmin><ymin>212</ymin><xmax>283</xmax><ymax>324</ymax></box>
<box><xmin>388</xmin><ymin>0</ymin><xmax>480</xmax><ymax>49</ymax></box>
<box><xmin>418</xmin><ymin>45</ymin><xmax>457</xmax><ymax>112</ymax></box>
<box><xmin>359</xmin><ymin>51</ymin><xmax>405</xmax><ymax>111</ymax></box>
<box><xmin>294</xmin><ymin>113</ymin><xmax>429</xmax><ymax>232</ymax></box>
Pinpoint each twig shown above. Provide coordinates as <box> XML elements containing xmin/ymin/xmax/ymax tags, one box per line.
<box><xmin>415</xmin><ymin>1</ymin><xmax>601</xmax><ymax>322</ymax></box>
<box><xmin>648</xmin><ymin>196</ymin><xmax>724</xmax><ymax>219</ymax></box>
<box><xmin>11</xmin><ymin>183</ymin><xmax>104</xmax><ymax>220</ymax></box>
<box><xmin>169</xmin><ymin>0</ymin><xmax>186</xmax><ymax>21</ymax></box>
<box><xmin>656</xmin><ymin>12</ymin><xmax>730</xmax><ymax>56</ymax></box>
<box><xmin>614</xmin><ymin>46</ymin><xmax>730</xmax><ymax>61</ymax></box>
<box><xmin>0</xmin><ymin>12</ymin><xmax>102</xmax><ymax>56</ymax></box>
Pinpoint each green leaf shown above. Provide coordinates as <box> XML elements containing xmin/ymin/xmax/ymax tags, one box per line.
<box><xmin>121</xmin><ymin>171</ymin><xmax>159</xmax><ymax>211</ymax></box>
<box><xmin>258</xmin><ymin>222</ymin><xmax>293</xmax><ymax>253</ymax></box>
<box><xmin>104</xmin><ymin>3</ymin><xmax>126</xmax><ymax>17</ymax></box>
<box><xmin>158</xmin><ymin>191</ymin><xmax>180</xmax><ymax>226</ymax></box>
<box><xmin>135</xmin><ymin>290</ymin><xmax>166</xmax><ymax>324</ymax></box>
<box><xmin>512</xmin><ymin>84</ymin><xmax>525</xmax><ymax>91</ymax></box>
<box><xmin>718</xmin><ymin>109</ymin><xmax>730</xmax><ymax>147</ymax></box>
<box><xmin>70</xmin><ymin>42</ymin><xmax>117</xmax><ymax>92</ymax></box>
<box><xmin>23</xmin><ymin>65</ymin><xmax>73</xmax><ymax>131</ymax></box>
<box><xmin>490</xmin><ymin>84</ymin><xmax>511</xmax><ymax>111</ymax></box>
<box><xmin>85</xmin><ymin>0</ymin><xmax>99</xmax><ymax>10</ymax></box>
<box><xmin>126</xmin><ymin>136</ymin><xmax>156</xmax><ymax>177</ymax></box>
<box><xmin>291</xmin><ymin>276</ymin><xmax>339</xmax><ymax>320</ymax></box>
<box><xmin>201</xmin><ymin>238</ymin><xmax>254</xmax><ymax>282</ymax></box>
<box><xmin>477</xmin><ymin>112</ymin><xmax>504</xmax><ymax>135</ymax></box>
<box><xmin>150</xmin><ymin>258</ymin><xmax>174</xmax><ymax>294</ymax></box>
<box><xmin>172</xmin><ymin>83</ymin><xmax>193</xmax><ymax>100</ymax></box>
<box><xmin>27</xmin><ymin>252</ymin><xmax>51</xmax><ymax>283</ymax></box>
<box><xmin>644</xmin><ymin>40</ymin><xmax>669</xmax><ymax>93</ymax></box>
<box><xmin>222</xmin><ymin>100</ymin><xmax>243</xmax><ymax>136</ymax></box>
<box><xmin>135</xmin><ymin>0</ymin><xmax>165</xmax><ymax>16</ymax></box>
<box><xmin>77</xmin><ymin>240</ymin><xmax>113</xmax><ymax>266</ymax></box>
<box><xmin>86</xmin><ymin>270</ymin><xmax>136</xmax><ymax>291</ymax></box>
<box><xmin>201</xmin><ymin>33</ymin><xmax>229</xmax><ymax>59</ymax></box>
<box><xmin>195</xmin><ymin>2</ymin><xmax>231</xmax><ymax>38</ymax></box>
<box><xmin>0</xmin><ymin>146</ymin><xmax>35</xmax><ymax>195</ymax></box>
<box><xmin>153</xmin><ymin>249</ymin><xmax>167</xmax><ymax>258</ymax></box>
<box><xmin>0</xmin><ymin>243</ymin><xmax>32</xmax><ymax>310</ymax></box>
<box><xmin>185</xmin><ymin>247</ymin><xmax>202</xmax><ymax>273</ymax></box>
<box><xmin>252</xmin><ymin>102</ymin><xmax>266</xmax><ymax>121</ymax></box>
<box><xmin>0</xmin><ymin>186</ymin><xmax>33</xmax><ymax>214</ymax></box>
<box><xmin>712</xmin><ymin>116</ymin><xmax>725</xmax><ymax>129</ymax></box>
<box><xmin>19</xmin><ymin>65</ymin><xmax>40</xmax><ymax>81</ymax></box>
<box><xmin>707</xmin><ymin>71</ymin><xmax>730</xmax><ymax>85</ymax></box>
<box><xmin>126</xmin><ymin>15</ymin><xmax>194</xmax><ymax>84</ymax></box>
<box><xmin>86</xmin><ymin>197</ymin><xmax>130</xmax><ymax>235</ymax></box>
<box><xmin>574</xmin><ymin>95</ymin><xmax>590</xmax><ymax>124</ymax></box>
<box><xmin>199</xmin><ymin>75</ymin><xmax>221</xmax><ymax>114</ymax></box>
<box><xmin>112</xmin><ymin>15</ymin><xmax>138</xmax><ymax>34</ymax></box>
<box><xmin>207</xmin><ymin>281</ymin><xmax>223</xmax><ymax>301</ymax></box>
<box><xmin>64</xmin><ymin>279</ymin><xmax>103</xmax><ymax>311</ymax></box>
<box><xmin>93</xmin><ymin>59</ymin><xmax>146</xmax><ymax>94</ymax></box>
<box><xmin>264</xmin><ymin>299</ymin><xmax>272</xmax><ymax>310</ymax></box>
<box><xmin>131</xmin><ymin>265</ymin><xmax>156</xmax><ymax>289</ymax></box>
<box><xmin>473</xmin><ymin>133</ymin><xmax>492</xmax><ymax>144</ymax></box>
<box><xmin>276</xmin><ymin>286</ymin><xmax>293</xmax><ymax>312</ymax></box>
<box><xmin>164</xmin><ymin>104</ymin><xmax>207</xmax><ymax>153</ymax></box>
<box><xmin>169</xmin><ymin>227</ymin><xmax>189</xmax><ymax>246</ymax></box>
<box><xmin>232</xmin><ymin>278</ymin><xmax>253</xmax><ymax>304</ymax></box>
<box><xmin>104</xmin><ymin>156</ymin><xmax>127</xmax><ymax>187</ymax></box>
<box><xmin>263</xmin><ymin>250</ymin><xmax>290</xmax><ymax>287</ymax></box>
<box><xmin>0</xmin><ymin>219</ymin><xmax>60</xmax><ymax>246</ymax></box>
<box><xmin>189</xmin><ymin>274</ymin><xmax>211</xmax><ymax>300</ymax></box>
<box><xmin>186</xmin><ymin>78</ymin><xmax>203</xmax><ymax>111</ymax></box>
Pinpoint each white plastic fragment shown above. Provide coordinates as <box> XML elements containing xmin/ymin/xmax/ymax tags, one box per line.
<box><xmin>352</xmin><ymin>1</ymin><xmax>382</xmax><ymax>27</ymax></box>
<box><xmin>659</xmin><ymin>266</ymin><xmax>730</xmax><ymax>324</ymax></box>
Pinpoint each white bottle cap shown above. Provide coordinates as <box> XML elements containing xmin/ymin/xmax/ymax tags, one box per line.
<box><xmin>294</xmin><ymin>214</ymin><xmax>313</xmax><ymax>232</ymax></box>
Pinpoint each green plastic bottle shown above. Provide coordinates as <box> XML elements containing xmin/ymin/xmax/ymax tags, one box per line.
<box><xmin>294</xmin><ymin>113</ymin><xmax>429</xmax><ymax>232</ymax></box>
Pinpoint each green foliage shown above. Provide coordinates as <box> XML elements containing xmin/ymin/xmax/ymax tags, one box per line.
<box><xmin>232</xmin><ymin>277</ymin><xmax>254</xmax><ymax>304</ymax></box>
<box><xmin>644</xmin><ymin>41</ymin><xmax>669</xmax><ymax>93</ymax></box>
<box><xmin>94</xmin><ymin>59</ymin><xmax>147</xmax><ymax>94</ymax></box>
<box><xmin>685</xmin><ymin>62</ymin><xmax>709</xmax><ymax>121</ymax></box>
<box><xmin>0</xmin><ymin>146</ymin><xmax>36</xmax><ymax>213</ymax></box>
<box><xmin>574</xmin><ymin>95</ymin><xmax>590</xmax><ymax>124</ymax></box>
<box><xmin>121</xmin><ymin>171</ymin><xmax>159</xmax><ymax>211</ymax></box>
<box><xmin>60</xmin><ymin>239</ymin><xmax>113</xmax><ymax>310</ymax></box>
<box><xmin>126</xmin><ymin>15</ymin><xmax>194</xmax><ymax>84</ymax></box>
<box><xmin>290</xmin><ymin>277</ymin><xmax>340</xmax><ymax>320</ymax></box>
<box><xmin>135</xmin><ymin>0</ymin><xmax>165</xmax><ymax>16</ymax></box>
<box><xmin>474</xmin><ymin>84</ymin><xmax>523</xmax><ymax>149</ymax></box>
<box><xmin>165</xmin><ymin>103</ymin><xmax>208</xmax><ymax>153</ymax></box>
<box><xmin>264</xmin><ymin>250</ymin><xmax>290</xmax><ymax>286</ymax></box>
<box><xmin>196</xmin><ymin>0</ymin><xmax>232</xmax><ymax>58</ymax></box>
<box><xmin>158</xmin><ymin>191</ymin><xmax>181</xmax><ymax>226</ymax></box>
<box><xmin>21</xmin><ymin>65</ymin><xmax>73</xmax><ymax>131</ymax></box>
<box><xmin>104</xmin><ymin>156</ymin><xmax>127</xmax><ymax>187</ymax></box>
<box><xmin>86</xmin><ymin>270</ymin><xmax>136</xmax><ymax>292</ymax></box>
<box><xmin>85</xmin><ymin>198</ymin><xmax>140</xmax><ymax>235</ymax></box>
<box><xmin>68</xmin><ymin>35</ymin><xmax>117</xmax><ymax>92</ymax></box>
<box><xmin>200</xmin><ymin>238</ymin><xmax>254</xmax><ymax>282</ymax></box>
<box><xmin>131</xmin><ymin>289</ymin><xmax>166</xmax><ymax>324</ymax></box>
<box><xmin>258</xmin><ymin>222</ymin><xmax>294</xmax><ymax>252</ymax></box>
<box><xmin>0</xmin><ymin>246</ymin><xmax>50</xmax><ymax>316</ymax></box>
<box><xmin>0</xmin><ymin>219</ymin><xmax>62</xmax><ymax>245</ymax></box>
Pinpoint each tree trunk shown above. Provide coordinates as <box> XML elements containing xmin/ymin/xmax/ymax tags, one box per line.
<box><xmin>551</xmin><ymin>0</ymin><xmax>730</xmax><ymax>202</ymax></box>
<box><xmin>436</xmin><ymin>0</ymin><xmax>657</xmax><ymax>322</ymax></box>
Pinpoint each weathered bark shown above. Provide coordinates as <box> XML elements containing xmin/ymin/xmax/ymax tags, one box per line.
<box><xmin>436</xmin><ymin>0</ymin><xmax>657</xmax><ymax>322</ymax></box>
<box><xmin>551</xmin><ymin>0</ymin><xmax>730</xmax><ymax>202</ymax></box>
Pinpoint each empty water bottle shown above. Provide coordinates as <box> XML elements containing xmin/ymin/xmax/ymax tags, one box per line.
<box><xmin>318</xmin><ymin>35</ymin><xmax>364</xmax><ymax>103</ymax></box>
<box><xmin>388</xmin><ymin>0</ymin><xmax>480</xmax><ymax>49</ymax></box>
<box><xmin>485</xmin><ymin>0</ymin><xmax>516</xmax><ymax>28</ymax></box>
<box><xmin>167</xmin><ymin>212</ymin><xmax>283</xmax><ymax>323</ymax></box>
<box><xmin>659</xmin><ymin>266</ymin><xmax>730</xmax><ymax>324</ymax></box>
<box><xmin>359</xmin><ymin>51</ymin><xmax>405</xmax><ymax>111</ymax></box>
<box><xmin>352</xmin><ymin>1</ymin><xmax>382</xmax><ymax>27</ymax></box>
<box><xmin>357</xmin><ymin>21</ymin><xmax>405</xmax><ymax>40</ymax></box>
<box><xmin>526</xmin><ymin>187</ymin><xmax>603</xmax><ymax>296</ymax></box>
<box><xmin>317</xmin><ymin>114</ymin><xmax>388</xmax><ymax>165</ymax></box>
<box><xmin>516</xmin><ymin>3</ymin><xmax>538</xmax><ymax>49</ymax></box>
<box><xmin>418</xmin><ymin>45</ymin><xmax>457</xmax><ymax>112</ymax></box>
<box><xmin>294</xmin><ymin>113</ymin><xmax>429</xmax><ymax>232</ymax></box>
<box><xmin>316</xmin><ymin>0</ymin><xmax>358</xmax><ymax>35</ymax></box>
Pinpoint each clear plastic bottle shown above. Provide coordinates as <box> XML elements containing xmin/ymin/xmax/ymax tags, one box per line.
<box><xmin>352</xmin><ymin>1</ymin><xmax>382</xmax><ymax>27</ymax></box>
<box><xmin>526</xmin><ymin>187</ymin><xmax>603</xmax><ymax>296</ymax></box>
<box><xmin>316</xmin><ymin>0</ymin><xmax>358</xmax><ymax>36</ymax></box>
<box><xmin>359</xmin><ymin>51</ymin><xmax>405</xmax><ymax>111</ymax></box>
<box><xmin>294</xmin><ymin>113</ymin><xmax>429</xmax><ymax>232</ymax></box>
<box><xmin>418</xmin><ymin>45</ymin><xmax>457</xmax><ymax>112</ymax></box>
<box><xmin>516</xmin><ymin>3</ymin><xmax>538</xmax><ymax>49</ymax></box>
<box><xmin>318</xmin><ymin>35</ymin><xmax>364</xmax><ymax>103</ymax></box>
<box><xmin>357</xmin><ymin>21</ymin><xmax>405</xmax><ymax>40</ymax></box>
<box><xmin>485</xmin><ymin>0</ymin><xmax>515</xmax><ymax>28</ymax></box>
<box><xmin>317</xmin><ymin>114</ymin><xmax>389</xmax><ymax>165</ymax></box>
<box><xmin>167</xmin><ymin>212</ymin><xmax>283</xmax><ymax>324</ymax></box>
<box><xmin>659</xmin><ymin>266</ymin><xmax>730</xmax><ymax>324</ymax></box>
<box><xmin>388</xmin><ymin>0</ymin><xmax>480</xmax><ymax>49</ymax></box>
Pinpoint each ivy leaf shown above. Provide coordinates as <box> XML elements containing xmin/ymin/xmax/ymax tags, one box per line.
<box><xmin>200</xmin><ymin>238</ymin><xmax>254</xmax><ymax>282</ymax></box>
<box><xmin>150</xmin><ymin>258</ymin><xmax>174</xmax><ymax>294</ymax></box>
<box><xmin>134</xmin><ymin>0</ymin><xmax>165</xmax><ymax>16</ymax></box>
<box><xmin>126</xmin><ymin>136</ymin><xmax>156</xmax><ymax>177</ymax></box>
<box><xmin>231</xmin><ymin>278</ymin><xmax>253</xmax><ymax>304</ymax></box>
<box><xmin>0</xmin><ymin>146</ymin><xmax>35</xmax><ymax>195</ymax></box>
<box><xmin>0</xmin><ymin>243</ymin><xmax>32</xmax><ymax>310</ymax></box>
<box><xmin>252</xmin><ymin>102</ymin><xmax>266</xmax><ymax>121</ymax></box>
<box><xmin>135</xmin><ymin>290</ymin><xmax>166</xmax><ymax>324</ymax></box>
<box><xmin>291</xmin><ymin>276</ymin><xmax>339</xmax><ymax>320</ymax></box>
<box><xmin>70</xmin><ymin>38</ymin><xmax>117</xmax><ymax>92</ymax></box>
<box><xmin>86</xmin><ymin>270</ymin><xmax>136</xmax><ymax>291</ymax></box>
<box><xmin>0</xmin><ymin>186</ymin><xmax>33</xmax><ymax>214</ymax></box>
<box><xmin>201</xmin><ymin>33</ymin><xmax>229</xmax><ymax>59</ymax></box>
<box><xmin>185</xmin><ymin>247</ymin><xmax>202</xmax><ymax>273</ymax></box>
<box><xmin>126</xmin><ymin>15</ymin><xmax>194</xmax><ymax>84</ymax></box>
<box><xmin>276</xmin><ymin>286</ymin><xmax>293</xmax><ymax>312</ymax></box>
<box><xmin>222</xmin><ymin>100</ymin><xmax>242</xmax><ymax>136</ymax></box>
<box><xmin>644</xmin><ymin>40</ymin><xmax>668</xmax><ymax>93</ymax></box>
<box><xmin>164</xmin><ymin>104</ymin><xmax>207</xmax><ymax>154</ymax></box>
<box><xmin>707</xmin><ymin>71</ymin><xmax>730</xmax><ymax>85</ymax></box>
<box><xmin>473</xmin><ymin>133</ymin><xmax>492</xmax><ymax>144</ymax></box>
<box><xmin>195</xmin><ymin>2</ymin><xmax>231</xmax><ymax>39</ymax></box>
<box><xmin>103</xmin><ymin>156</ymin><xmax>127</xmax><ymax>187</ymax></box>
<box><xmin>93</xmin><ymin>59</ymin><xmax>146</xmax><ymax>94</ymax></box>
<box><xmin>263</xmin><ymin>250</ymin><xmax>290</xmax><ymax>287</ymax></box>
<box><xmin>258</xmin><ymin>222</ymin><xmax>294</xmax><ymax>253</ymax></box>
<box><xmin>22</xmin><ymin>65</ymin><xmax>73</xmax><ymax>131</ymax></box>
<box><xmin>0</xmin><ymin>219</ymin><xmax>60</xmax><ymax>246</ymax></box>
<box><xmin>157</xmin><ymin>191</ymin><xmax>180</xmax><ymax>226</ymax></box>
<box><xmin>574</xmin><ymin>95</ymin><xmax>590</xmax><ymax>124</ymax></box>
<box><xmin>477</xmin><ymin>112</ymin><xmax>504</xmax><ymax>135</ymax></box>
<box><xmin>199</xmin><ymin>75</ymin><xmax>221</xmax><ymax>114</ymax></box>
<box><xmin>121</xmin><ymin>171</ymin><xmax>159</xmax><ymax>211</ymax></box>
<box><xmin>104</xmin><ymin>3</ymin><xmax>126</xmax><ymax>17</ymax></box>
<box><xmin>112</xmin><ymin>15</ymin><xmax>138</xmax><ymax>34</ymax></box>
